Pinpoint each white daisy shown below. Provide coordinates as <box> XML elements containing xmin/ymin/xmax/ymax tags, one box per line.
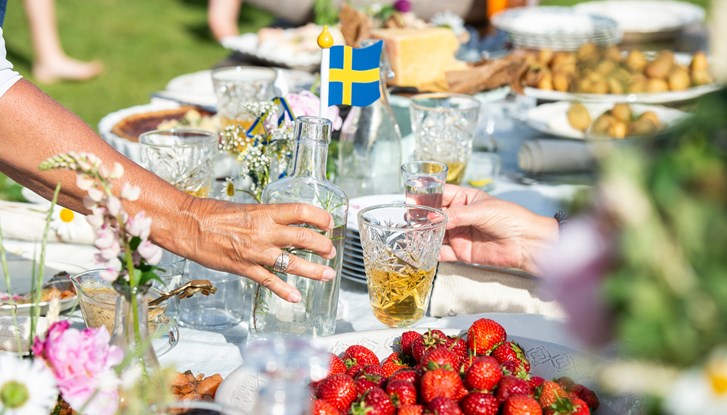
<box><xmin>50</xmin><ymin>207</ymin><xmax>85</xmax><ymax>241</ymax></box>
<box><xmin>219</xmin><ymin>177</ymin><xmax>238</xmax><ymax>201</ymax></box>
<box><xmin>0</xmin><ymin>353</ymin><xmax>59</xmax><ymax>415</ymax></box>
<box><xmin>664</xmin><ymin>348</ymin><xmax>727</xmax><ymax>414</ymax></box>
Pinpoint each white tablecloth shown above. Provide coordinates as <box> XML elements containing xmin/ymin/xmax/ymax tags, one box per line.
<box><xmin>2</xmin><ymin>239</ymin><xmax>582</xmax><ymax>377</ymax></box>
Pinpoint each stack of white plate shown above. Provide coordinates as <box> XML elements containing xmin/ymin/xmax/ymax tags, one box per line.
<box><xmin>491</xmin><ymin>6</ymin><xmax>622</xmax><ymax>51</ymax></box>
<box><xmin>341</xmin><ymin>194</ymin><xmax>405</xmax><ymax>284</ymax></box>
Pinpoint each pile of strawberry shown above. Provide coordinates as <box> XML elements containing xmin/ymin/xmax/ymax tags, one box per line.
<box><xmin>311</xmin><ymin>318</ymin><xmax>600</xmax><ymax>415</ymax></box>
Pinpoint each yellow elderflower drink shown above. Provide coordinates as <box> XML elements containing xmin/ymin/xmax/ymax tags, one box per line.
<box><xmin>366</xmin><ymin>265</ymin><xmax>436</xmax><ymax>327</ymax></box>
<box><xmin>185</xmin><ymin>187</ymin><xmax>209</xmax><ymax>198</ymax></box>
<box><xmin>445</xmin><ymin>161</ymin><xmax>466</xmax><ymax>184</ymax></box>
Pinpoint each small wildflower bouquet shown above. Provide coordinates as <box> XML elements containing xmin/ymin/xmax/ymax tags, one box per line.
<box><xmin>543</xmin><ymin>88</ymin><xmax>727</xmax><ymax>414</ymax></box>
<box><xmin>219</xmin><ymin>91</ymin><xmax>341</xmax><ymax>203</ymax></box>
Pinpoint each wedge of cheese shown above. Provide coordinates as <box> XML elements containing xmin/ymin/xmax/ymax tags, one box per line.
<box><xmin>371</xmin><ymin>28</ymin><xmax>468</xmax><ymax>91</ymax></box>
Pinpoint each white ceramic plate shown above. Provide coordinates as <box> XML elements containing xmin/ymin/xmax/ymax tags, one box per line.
<box><xmin>573</xmin><ymin>1</ymin><xmax>704</xmax><ymax>41</ymax></box>
<box><xmin>492</xmin><ymin>6</ymin><xmax>622</xmax><ymax>51</ymax></box>
<box><xmin>0</xmin><ymin>259</ymin><xmax>88</xmax><ymax>316</ymax></box>
<box><xmin>216</xmin><ymin>328</ymin><xmax>632</xmax><ymax>414</ymax></box>
<box><xmin>526</xmin><ymin>101</ymin><xmax>689</xmax><ymax>140</ymax></box>
<box><xmin>347</xmin><ymin>194</ymin><xmax>405</xmax><ymax>230</ymax></box>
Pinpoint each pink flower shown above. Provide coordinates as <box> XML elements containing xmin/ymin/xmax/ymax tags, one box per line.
<box><xmin>540</xmin><ymin>216</ymin><xmax>615</xmax><ymax>347</ymax></box>
<box><xmin>121</xmin><ymin>183</ymin><xmax>141</xmax><ymax>202</ymax></box>
<box><xmin>33</xmin><ymin>322</ymin><xmax>123</xmax><ymax>415</ymax></box>
<box><xmin>109</xmin><ymin>162</ymin><xmax>124</xmax><ymax>179</ymax></box>
<box><xmin>137</xmin><ymin>240</ymin><xmax>162</xmax><ymax>265</ymax></box>
<box><xmin>76</xmin><ymin>174</ymin><xmax>94</xmax><ymax>191</ymax></box>
<box><xmin>286</xmin><ymin>91</ymin><xmax>343</xmax><ymax>130</ymax></box>
<box><xmin>87</xmin><ymin>187</ymin><xmax>104</xmax><ymax>204</ymax></box>
<box><xmin>394</xmin><ymin>0</ymin><xmax>411</xmax><ymax>12</ymax></box>
<box><xmin>126</xmin><ymin>211</ymin><xmax>152</xmax><ymax>240</ymax></box>
<box><xmin>106</xmin><ymin>195</ymin><xmax>122</xmax><ymax>217</ymax></box>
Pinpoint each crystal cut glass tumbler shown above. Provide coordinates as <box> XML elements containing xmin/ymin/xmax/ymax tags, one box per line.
<box><xmin>358</xmin><ymin>204</ymin><xmax>447</xmax><ymax>327</ymax></box>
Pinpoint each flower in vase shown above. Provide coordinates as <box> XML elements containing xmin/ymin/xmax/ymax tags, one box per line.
<box><xmin>33</xmin><ymin>321</ymin><xmax>123</xmax><ymax>415</ymax></box>
<box><xmin>220</xmin><ymin>177</ymin><xmax>238</xmax><ymax>201</ymax></box>
<box><xmin>0</xmin><ymin>354</ymin><xmax>58</xmax><ymax>415</ymax></box>
<box><xmin>39</xmin><ymin>152</ymin><xmax>164</xmax><ymax>288</ymax></box>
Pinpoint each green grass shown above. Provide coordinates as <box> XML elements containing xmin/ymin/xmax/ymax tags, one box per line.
<box><xmin>3</xmin><ymin>0</ymin><xmax>273</xmax><ymax>129</ymax></box>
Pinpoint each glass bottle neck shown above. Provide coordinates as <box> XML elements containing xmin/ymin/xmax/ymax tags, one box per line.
<box><xmin>291</xmin><ymin>139</ymin><xmax>328</xmax><ymax>180</ymax></box>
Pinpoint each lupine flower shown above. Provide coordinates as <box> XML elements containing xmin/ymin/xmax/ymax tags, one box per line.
<box><xmin>393</xmin><ymin>0</ymin><xmax>411</xmax><ymax>13</ymax></box>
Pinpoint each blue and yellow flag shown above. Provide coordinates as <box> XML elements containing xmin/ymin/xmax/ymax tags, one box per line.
<box><xmin>327</xmin><ymin>40</ymin><xmax>383</xmax><ymax>107</ymax></box>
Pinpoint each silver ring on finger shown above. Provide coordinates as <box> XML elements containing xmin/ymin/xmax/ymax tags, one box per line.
<box><xmin>273</xmin><ymin>251</ymin><xmax>291</xmax><ymax>273</ymax></box>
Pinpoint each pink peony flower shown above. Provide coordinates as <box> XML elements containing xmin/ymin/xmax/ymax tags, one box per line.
<box><xmin>394</xmin><ymin>0</ymin><xmax>412</xmax><ymax>13</ymax></box>
<box><xmin>33</xmin><ymin>322</ymin><xmax>123</xmax><ymax>415</ymax></box>
<box><xmin>286</xmin><ymin>91</ymin><xmax>343</xmax><ymax>130</ymax></box>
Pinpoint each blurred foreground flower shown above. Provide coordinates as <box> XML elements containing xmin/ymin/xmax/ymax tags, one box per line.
<box><xmin>0</xmin><ymin>353</ymin><xmax>58</xmax><ymax>415</ymax></box>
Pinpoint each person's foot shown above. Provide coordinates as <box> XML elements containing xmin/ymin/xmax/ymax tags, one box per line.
<box><xmin>32</xmin><ymin>58</ymin><xmax>104</xmax><ymax>84</ymax></box>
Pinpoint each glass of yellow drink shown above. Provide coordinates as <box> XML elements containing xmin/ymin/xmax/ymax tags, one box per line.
<box><xmin>139</xmin><ymin>129</ymin><xmax>219</xmax><ymax>197</ymax></box>
<box><xmin>357</xmin><ymin>204</ymin><xmax>447</xmax><ymax>327</ymax></box>
<box><xmin>409</xmin><ymin>93</ymin><xmax>481</xmax><ymax>185</ymax></box>
<box><xmin>211</xmin><ymin>66</ymin><xmax>276</xmax><ymax>133</ymax></box>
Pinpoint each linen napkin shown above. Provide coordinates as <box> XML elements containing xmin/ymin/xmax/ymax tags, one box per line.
<box><xmin>518</xmin><ymin>139</ymin><xmax>595</xmax><ymax>174</ymax></box>
<box><xmin>429</xmin><ymin>262</ymin><xmax>565</xmax><ymax>319</ymax></box>
<box><xmin>0</xmin><ymin>200</ymin><xmax>95</xmax><ymax>245</ymax></box>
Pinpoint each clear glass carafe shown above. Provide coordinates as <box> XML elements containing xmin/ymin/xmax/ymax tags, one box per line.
<box><xmin>254</xmin><ymin>116</ymin><xmax>348</xmax><ymax>338</ymax></box>
<box><xmin>336</xmin><ymin>44</ymin><xmax>403</xmax><ymax>198</ymax></box>
<box><xmin>110</xmin><ymin>283</ymin><xmax>160</xmax><ymax>376</ymax></box>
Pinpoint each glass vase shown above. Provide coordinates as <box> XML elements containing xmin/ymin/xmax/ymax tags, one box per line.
<box><xmin>111</xmin><ymin>283</ymin><xmax>160</xmax><ymax>376</ymax></box>
<box><xmin>253</xmin><ymin>116</ymin><xmax>348</xmax><ymax>338</ymax></box>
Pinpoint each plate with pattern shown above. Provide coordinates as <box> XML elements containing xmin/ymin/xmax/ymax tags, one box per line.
<box><xmin>217</xmin><ymin>327</ymin><xmax>638</xmax><ymax>414</ymax></box>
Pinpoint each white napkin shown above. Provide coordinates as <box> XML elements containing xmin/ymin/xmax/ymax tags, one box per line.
<box><xmin>0</xmin><ymin>200</ymin><xmax>95</xmax><ymax>245</ymax></box>
<box><xmin>518</xmin><ymin>139</ymin><xmax>595</xmax><ymax>174</ymax></box>
<box><xmin>429</xmin><ymin>262</ymin><xmax>565</xmax><ymax>319</ymax></box>
<box><xmin>159</xmin><ymin>328</ymin><xmax>243</xmax><ymax>377</ymax></box>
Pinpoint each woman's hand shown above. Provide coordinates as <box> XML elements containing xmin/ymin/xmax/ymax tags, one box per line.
<box><xmin>439</xmin><ymin>185</ymin><xmax>559</xmax><ymax>275</ymax></box>
<box><xmin>168</xmin><ymin>197</ymin><xmax>337</xmax><ymax>303</ymax></box>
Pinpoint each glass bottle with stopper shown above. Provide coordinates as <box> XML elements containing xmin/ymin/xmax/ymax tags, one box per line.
<box><xmin>254</xmin><ymin>116</ymin><xmax>348</xmax><ymax>338</ymax></box>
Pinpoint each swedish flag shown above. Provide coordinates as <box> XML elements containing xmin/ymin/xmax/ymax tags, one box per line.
<box><xmin>327</xmin><ymin>40</ymin><xmax>383</xmax><ymax>107</ymax></box>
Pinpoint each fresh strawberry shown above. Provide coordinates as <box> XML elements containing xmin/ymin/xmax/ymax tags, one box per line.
<box><xmin>399</xmin><ymin>331</ymin><xmax>423</xmax><ymax>356</ymax></box>
<box><xmin>316</xmin><ymin>374</ymin><xmax>357</xmax><ymax>412</ymax></box>
<box><xmin>501</xmin><ymin>394</ymin><xmax>542</xmax><ymax>415</ymax></box>
<box><xmin>427</xmin><ymin>397</ymin><xmax>463</xmax><ymax>415</ymax></box>
<box><xmin>495</xmin><ymin>375</ymin><xmax>532</xmax><ymax>402</ymax></box>
<box><xmin>351</xmin><ymin>387</ymin><xmax>395</xmax><ymax>415</ymax></box>
<box><xmin>491</xmin><ymin>341</ymin><xmax>530</xmax><ymax>373</ymax></box>
<box><xmin>327</xmin><ymin>353</ymin><xmax>347</xmax><ymax>376</ymax></box>
<box><xmin>343</xmin><ymin>345</ymin><xmax>380</xmax><ymax>368</ymax></box>
<box><xmin>312</xmin><ymin>398</ymin><xmax>342</xmax><ymax>415</ymax></box>
<box><xmin>412</xmin><ymin>330</ymin><xmax>449</xmax><ymax>362</ymax></box>
<box><xmin>397</xmin><ymin>404</ymin><xmax>424</xmax><ymax>415</ymax></box>
<box><xmin>570</xmin><ymin>397</ymin><xmax>591</xmax><ymax>415</ymax></box>
<box><xmin>570</xmin><ymin>384</ymin><xmax>599</xmax><ymax>411</ymax></box>
<box><xmin>459</xmin><ymin>392</ymin><xmax>500</xmax><ymax>415</ymax></box>
<box><xmin>464</xmin><ymin>356</ymin><xmax>502</xmax><ymax>392</ymax></box>
<box><xmin>355</xmin><ymin>377</ymin><xmax>380</xmax><ymax>396</ymax></box>
<box><xmin>382</xmin><ymin>352</ymin><xmax>410</xmax><ymax>378</ymax></box>
<box><xmin>386</xmin><ymin>379</ymin><xmax>417</xmax><ymax>406</ymax></box>
<box><xmin>358</xmin><ymin>364</ymin><xmax>385</xmax><ymax>386</ymax></box>
<box><xmin>555</xmin><ymin>377</ymin><xmax>575</xmax><ymax>392</ymax></box>
<box><xmin>347</xmin><ymin>364</ymin><xmax>364</xmax><ymax>378</ymax></box>
<box><xmin>528</xmin><ymin>376</ymin><xmax>546</xmax><ymax>398</ymax></box>
<box><xmin>419</xmin><ymin>347</ymin><xmax>460</xmax><ymax>371</ymax></box>
<box><xmin>500</xmin><ymin>360</ymin><xmax>529</xmax><ymax>379</ymax></box>
<box><xmin>467</xmin><ymin>319</ymin><xmax>506</xmax><ymax>355</ymax></box>
<box><xmin>444</xmin><ymin>336</ymin><xmax>468</xmax><ymax>367</ymax></box>
<box><xmin>538</xmin><ymin>380</ymin><xmax>568</xmax><ymax>410</ymax></box>
<box><xmin>388</xmin><ymin>368</ymin><xmax>420</xmax><ymax>385</ymax></box>
<box><xmin>420</xmin><ymin>368</ymin><xmax>467</xmax><ymax>403</ymax></box>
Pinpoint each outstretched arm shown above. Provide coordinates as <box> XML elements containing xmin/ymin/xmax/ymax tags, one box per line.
<box><xmin>0</xmin><ymin>78</ymin><xmax>336</xmax><ymax>303</ymax></box>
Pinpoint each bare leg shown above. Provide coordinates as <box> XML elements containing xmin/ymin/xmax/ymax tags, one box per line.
<box><xmin>208</xmin><ymin>0</ymin><xmax>242</xmax><ymax>41</ymax></box>
<box><xmin>24</xmin><ymin>0</ymin><xmax>103</xmax><ymax>84</ymax></box>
